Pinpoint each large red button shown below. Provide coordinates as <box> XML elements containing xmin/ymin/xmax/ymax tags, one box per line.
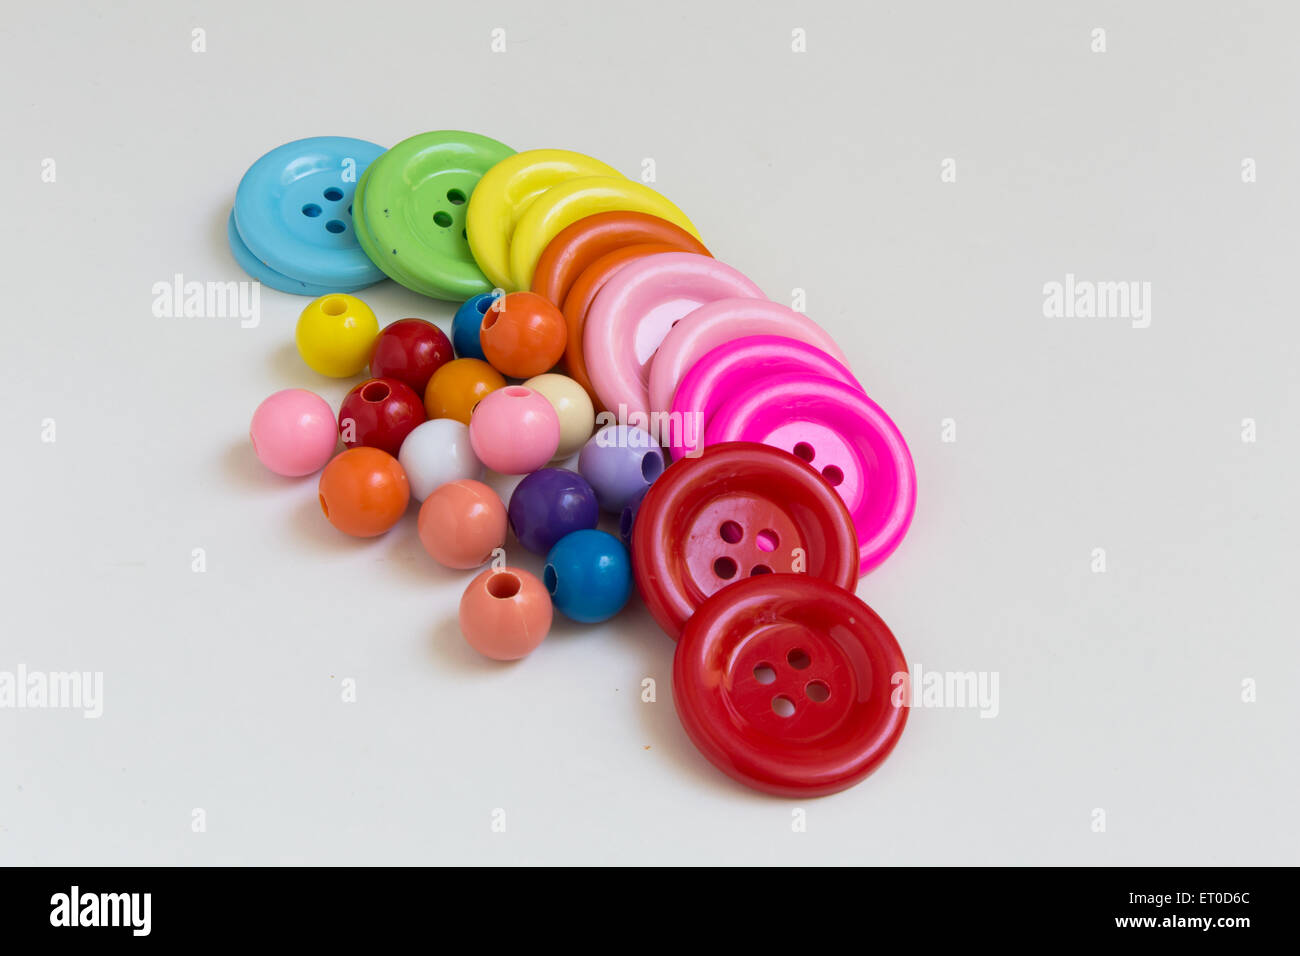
<box><xmin>673</xmin><ymin>574</ymin><xmax>909</xmax><ymax>797</ymax></box>
<box><xmin>631</xmin><ymin>442</ymin><xmax>858</xmax><ymax>639</ymax></box>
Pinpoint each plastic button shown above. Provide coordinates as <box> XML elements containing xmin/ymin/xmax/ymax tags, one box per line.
<box><xmin>356</xmin><ymin>130</ymin><xmax>516</xmax><ymax>300</ymax></box>
<box><xmin>648</xmin><ymin>298</ymin><xmax>852</xmax><ymax>417</ymax></box>
<box><xmin>583</xmin><ymin>253</ymin><xmax>762</xmax><ymax>419</ymax></box>
<box><xmin>559</xmin><ymin>242</ymin><xmax>685</xmax><ymax>409</ymax></box>
<box><xmin>466</xmin><ymin>149</ymin><xmax>624</xmax><ymax>292</ymax></box>
<box><xmin>674</xmin><ymin>574</ymin><xmax>909</xmax><ymax>797</ymax></box>
<box><xmin>703</xmin><ymin>375</ymin><xmax>916</xmax><ymax>577</ymax></box>
<box><xmin>508</xmin><ymin>177</ymin><xmax>702</xmax><ymax>291</ymax></box>
<box><xmin>530</xmin><ymin>210</ymin><xmax>711</xmax><ymax>307</ymax></box>
<box><xmin>631</xmin><ymin>442</ymin><xmax>858</xmax><ymax>639</ymax></box>
<box><xmin>668</xmin><ymin>335</ymin><xmax>861</xmax><ymax>460</ymax></box>
<box><xmin>232</xmin><ymin>136</ymin><xmax>386</xmax><ymax>289</ymax></box>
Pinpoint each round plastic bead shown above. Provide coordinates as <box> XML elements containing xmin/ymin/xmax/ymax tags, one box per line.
<box><xmin>479</xmin><ymin>291</ymin><xmax>567</xmax><ymax>378</ymax></box>
<box><xmin>674</xmin><ymin>574</ymin><xmax>908</xmax><ymax>797</ymax></box>
<box><xmin>338</xmin><ymin>377</ymin><xmax>426</xmax><ymax>457</ymax></box>
<box><xmin>468</xmin><ymin>386</ymin><xmax>560</xmax><ymax>475</ymax></box>
<box><xmin>423</xmin><ymin>358</ymin><xmax>507</xmax><ymax>425</ymax></box>
<box><xmin>521</xmin><ymin>373</ymin><xmax>595</xmax><ymax>461</ymax></box>
<box><xmin>369</xmin><ymin>318</ymin><xmax>453</xmax><ymax>394</ymax></box>
<box><xmin>397</xmin><ymin>418</ymin><xmax>482</xmax><ymax>501</ymax></box>
<box><xmin>577</xmin><ymin>424</ymin><xmax>665</xmax><ymax>514</ymax></box>
<box><xmin>451</xmin><ymin>292</ymin><xmax>500</xmax><ymax>361</ymax></box>
<box><xmin>295</xmin><ymin>294</ymin><xmax>381</xmax><ymax>378</ymax></box>
<box><xmin>507</xmin><ymin>468</ymin><xmax>599</xmax><ymax>555</ymax></box>
<box><xmin>249</xmin><ymin>388</ymin><xmax>339</xmax><ymax>477</ymax></box>
<box><xmin>317</xmin><ymin>447</ymin><xmax>410</xmax><ymax>538</ymax></box>
<box><xmin>543</xmin><ymin>529</ymin><xmax>632</xmax><ymax>624</ymax></box>
<box><xmin>417</xmin><ymin>479</ymin><xmax>507</xmax><ymax>570</ymax></box>
<box><xmin>459</xmin><ymin>567</ymin><xmax>553</xmax><ymax>661</ymax></box>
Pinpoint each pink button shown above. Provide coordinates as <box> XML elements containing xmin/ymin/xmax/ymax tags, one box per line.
<box><xmin>668</xmin><ymin>336</ymin><xmax>862</xmax><ymax>460</ymax></box>
<box><xmin>647</xmin><ymin>297</ymin><xmax>850</xmax><ymax>417</ymax></box>
<box><xmin>583</xmin><ymin>253</ymin><xmax>762</xmax><ymax>420</ymax></box>
<box><xmin>702</xmin><ymin>374</ymin><xmax>915</xmax><ymax>576</ymax></box>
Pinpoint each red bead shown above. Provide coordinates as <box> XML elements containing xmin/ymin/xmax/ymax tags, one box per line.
<box><xmin>631</xmin><ymin>442</ymin><xmax>858</xmax><ymax>639</ymax></box>
<box><xmin>338</xmin><ymin>377</ymin><xmax>427</xmax><ymax>457</ymax></box>
<box><xmin>674</xmin><ymin>574</ymin><xmax>908</xmax><ymax>797</ymax></box>
<box><xmin>369</xmin><ymin>318</ymin><xmax>453</xmax><ymax>394</ymax></box>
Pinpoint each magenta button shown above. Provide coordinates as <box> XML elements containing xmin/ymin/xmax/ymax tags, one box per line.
<box><xmin>648</xmin><ymin>297</ymin><xmax>850</xmax><ymax>417</ymax></box>
<box><xmin>668</xmin><ymin>336</ymin><xmax>862</xmax><ymax>460</ymax></box>
<box><xmin>702</xmin><ymin>374</ymin><xmax>915</xmax><ymax>576</ymax></box>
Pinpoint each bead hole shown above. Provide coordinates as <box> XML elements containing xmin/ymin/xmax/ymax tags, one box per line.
<box><xmin>719</xmin><ymin>521</ymin><xmax>743</xmax><ymax>544</ymax></box>
<box><xmin>787</xmin><ymin>648</ymin><xmax>811</xmax><ymax>670</ymax></box>
<box><xmin>772</xmin><ymin>695</ymin><xmax>795</xmax><ymax>717</ymax></box>
<box><xmin>301</xmin><ymin>203</ymin><xmax>322</xmax><ymax>218</ymax></box>
<box><xmin>753</xmin><ymin>664</ymin><xmax>776</xmax><ymax>685</ymax></box>
<box><xmin>434</xmin><ymin>211</ymin><xmax>453</xmax><ymax>227</ymax></box>
<box><xmin>323</xmin><ymin>187</ymin><xmax>344</xmax><ymax>201</ymax></box>
<box><xmin>543</xmin><ymin>565</ymin><xmax>557</xmax><ymax>594</ymax></box>
<box><xmin>322</xmin><ymin>297</ymin><xmax>346</xmax><ymax>316</ymax></box>
<box><xmin>756</xmin><ymin>529</ymin><xmax>779</xmax><ymax>552</ymax></box>
<box><xmin>805</xmin><ymin>681</ymin><xmax>830</xmax><ymax>703</ymax></box>
<box><xmin>447</xmin><ymin>188</ymin><xmax>467</xmax><ymax>205</ymax></box>
<box><xmin>793</xmin><ymin>442</ymin><xmax>815</xmax><ymax>463</ymax></box>
<box><xmin>487</xmin><ymin>573</ymin><xmax>521</xmax><ymax>599</ymax></box>
<box><xmin>713</xmin><ymin>557</ymin><xmax>737</xmax><ymax>580</ymax></box>
<box><xmin>641</xmin><ymin>451</ymin><xmax>663</xmax><ymax>482</ymax></box>
<box><xmin>361</xmin><ymin>382</ymin><xmax>390</xmax><ymax>403</ymax></box>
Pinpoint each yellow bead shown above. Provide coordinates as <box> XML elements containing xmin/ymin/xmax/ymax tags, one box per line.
<box><xmin>295</xmin><ymin>294</ymin><xmax>380</xmax><ymax>377</ymax></box>
<box><xmin>523</xmin><ymin>373</ymin><xmax>596</xmax><ymax>462</ymax></box>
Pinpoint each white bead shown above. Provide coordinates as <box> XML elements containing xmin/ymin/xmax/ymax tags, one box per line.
<box><xmin>398</xmin><ymin>419</ymin><xmax>483</xmax><ymax>501</ymax></box>
<box><xmin>523</xmin><ymin>373</ymin><xmax>595</xmax><ymax>462</ymax></box>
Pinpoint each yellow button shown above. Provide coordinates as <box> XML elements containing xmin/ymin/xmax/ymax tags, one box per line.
<box><xmin>466</xmin><ymin>149</ymin><xmax>624</xmax><ymax>292</ymax></box>
<box><xmin>507</xmin><ymin>176</ymin><xmax>700</xmax><ymax>291</ymax></box>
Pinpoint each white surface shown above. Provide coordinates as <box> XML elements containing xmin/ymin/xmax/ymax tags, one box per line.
<box><xmin>2</xmin><ymin>0</ymin><xmax>1297</xmax><ymax>865</ymax></box>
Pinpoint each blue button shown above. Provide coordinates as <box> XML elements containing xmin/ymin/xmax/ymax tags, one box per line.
<box><xmin>233</xmin><ymin>136</ymin><xmax>386</xmax><ymax>289</ymax></box>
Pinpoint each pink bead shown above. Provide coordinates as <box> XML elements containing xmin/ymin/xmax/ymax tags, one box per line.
<box><xmin>249</xmin><ymin>388</ymin><xmax>338</xmax><ymax>476</ymax></box>
<box><xmin>417</xmin><ymin>479</ymin><xmax>507</xmax><ymax>570</ymax></box>
<box><xmin>468</xmin><ymin>386</ymin><xmax>560</xmax><ymax>474</ymax></box>
<box><xmin>459</xmin><ymin>567</ymin><xmax>553</xmax><ymax>660</ymax></box>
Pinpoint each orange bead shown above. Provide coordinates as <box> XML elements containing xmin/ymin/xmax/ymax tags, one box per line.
<box><xmin>318</xmin><ymin>447</ymin><xmax>410</xmax><ymax>537</ymax></box>
<box><xmin>479</xmin><ymin>292</ymin><xmax>567</xmax><ymax>378</ymax></box>
<box><xmin>417</xmin><ymin>479</ymin><xmax>507</xmax><ymax>570</ymax></box>
<box><xmin>458</xmin><ymin>567</ymin><xmax>553</xmax><ymax>660</ymax></box>
<box><xmin>423</xmin><ymin>358</ymin><xmax>506</xmax><ymax>425</ymax></box>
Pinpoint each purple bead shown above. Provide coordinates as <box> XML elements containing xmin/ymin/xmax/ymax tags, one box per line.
<box><xmin>577</xmin><ymin>425</ymin><xmax>665</xmax><ymax>514</ymax></box>
<box><xmin>507</xmin><ymin>468</ymin><xmax>599</xmax><ymax>555</ymax></box>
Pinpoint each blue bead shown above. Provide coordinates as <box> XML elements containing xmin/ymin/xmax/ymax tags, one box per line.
<box><xmin>452</xmin><ymin>292</ymin><xmax>500</xmax><ymax>361</ymax></box>
<box><xmin>577</xmin><ymin>425</ymin><xmax>665</xmax><ymax>514</ymax></box>
<box><xmin>545</xmin><ymin>530</ymin><xmax>632</xmax><ymax>623</ymax></box>
<box><xmin>507</xmin><ymin>468</ymin><xmax>599</xmax><ymax>555</ymax></box>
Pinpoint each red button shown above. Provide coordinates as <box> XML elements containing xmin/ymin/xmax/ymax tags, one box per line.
<box><xmin>631</xmin><ymin>442</ymin><xmax>858</xmax><ymax>639</ymax></box>
<box><xmin>673</xmin><ymin>574</ymin><xmax>909</xmax><ymax>797</ymax></box>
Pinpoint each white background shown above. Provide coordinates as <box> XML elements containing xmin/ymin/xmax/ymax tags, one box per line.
<box><xmin>2</xmin><ymin>0</ymin><xmax>1297</xmax><ymax>865</ymax></box>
